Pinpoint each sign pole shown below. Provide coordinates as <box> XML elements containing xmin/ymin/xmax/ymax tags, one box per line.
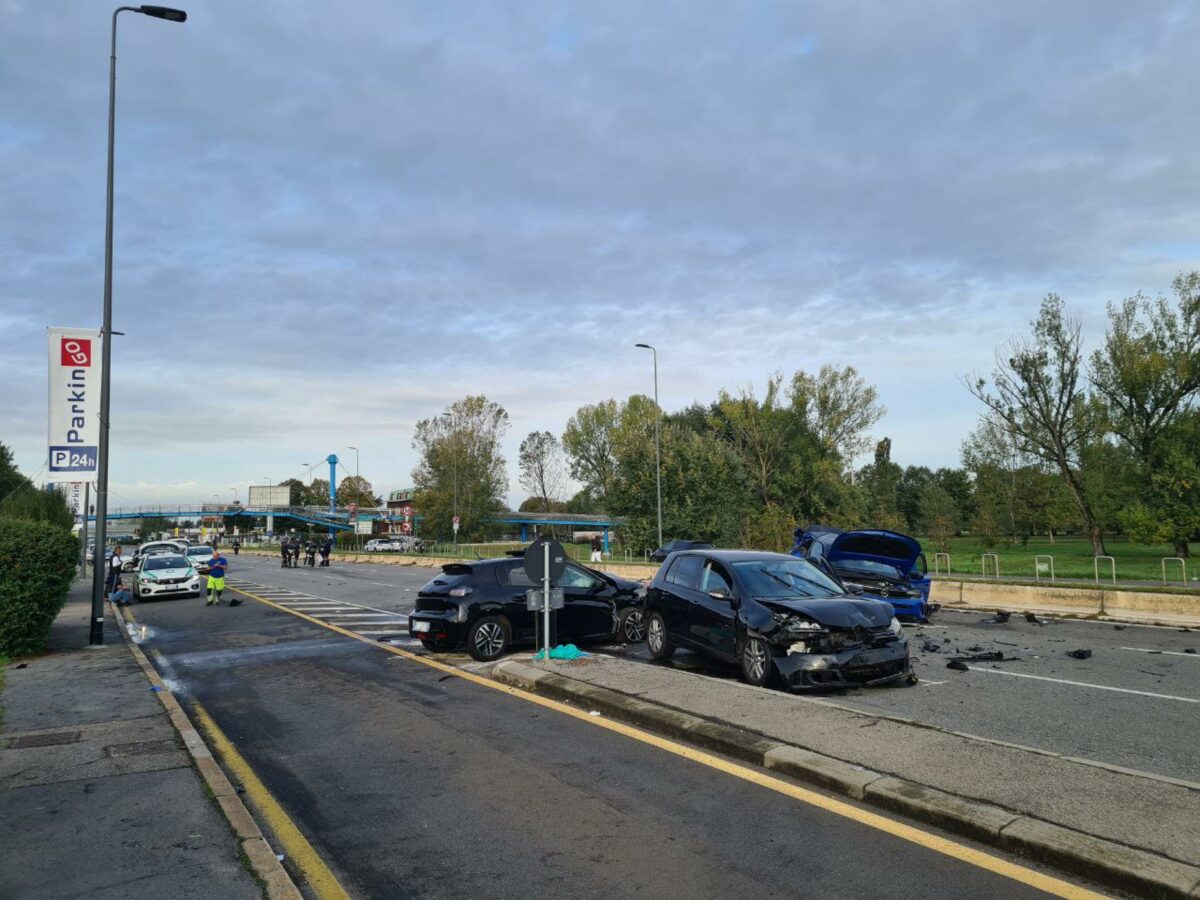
<box><xmin>543</xmin><ymin>540</ymin><xmax>551</xmax><ymax>661</ymax></box>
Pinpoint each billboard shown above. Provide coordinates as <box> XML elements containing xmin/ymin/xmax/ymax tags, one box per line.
<box><xmin>47</xmin><ymin>327</ymin><xmax>103</xmax><ymax>482</ymax></box>
<box><xmin>248</xmin><ymin>484</ymin><xmax>291</xmax><ymax>507</ymax></box>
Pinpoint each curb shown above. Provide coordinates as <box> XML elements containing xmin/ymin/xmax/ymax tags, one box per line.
<box><xmin>493</xmin><ymin>660</ymin><xmax>1200</xmax><ymax>899</ymax></box>
<box><xmin>110</xmin><ymin>605</ymin><xmax>302</xmax><ymax>900</ymax></box>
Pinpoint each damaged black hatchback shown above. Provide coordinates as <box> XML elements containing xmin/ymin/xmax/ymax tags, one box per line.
<box><xmin>644</xmin><ymin>550</ymin><xmax>915</xmax><ymax>691</ymax></box>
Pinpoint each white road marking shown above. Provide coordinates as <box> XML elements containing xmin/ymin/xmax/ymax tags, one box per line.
<box><xmin>920</xmin><ymin>680</ymin><xmax>948</xmax><ymax>686</ymax></box>
<box><xmin>313</xmin><ymin>614</ymin><xmax>408</xmax><ymax>621</ymax></box>
<box><xmin>963</xmin><ymin>666</ymin><xmax>1200</xmax><ymax>703</ymax></box>
<box><xmin>1119</xmin><ymin>647</ymin><xmax>1200</xmax><ymax>659</ymax></box>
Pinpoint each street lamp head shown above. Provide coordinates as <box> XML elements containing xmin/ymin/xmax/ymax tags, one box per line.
<box><xmin>634</xmin><ymin>343</ymin><xmax>652</xmax><ymax>349</ymax></box>
<box><xmin>138</xmin><ymin>5</ymin><xmax>187</xmax><ymax>21</ymax></box>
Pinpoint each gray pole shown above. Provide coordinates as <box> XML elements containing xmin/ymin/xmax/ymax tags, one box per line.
<box><xmin>635</xmin><ymin>343</ymin><xmax>663</xmax><ymax>548</ymax></box>
<box><xmin>88</xmin><ymin>8</ymin><xmax>127</xmax><ymax>645</ymax></box>
<box><xmin>652</xmin><ymin>347</ymin><xmax>662</xmax><ymax>548</ymax></box>
<box><xmin>88</xmin><ymin>4</ymin><xmax>186</xmax><ymax>645</ymax></box>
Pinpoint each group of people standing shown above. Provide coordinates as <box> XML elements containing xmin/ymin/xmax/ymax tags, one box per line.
<box><xmin>280</xmin><ymin>535</ymin><xmax>332</xmax><ymax>568</ymax></box>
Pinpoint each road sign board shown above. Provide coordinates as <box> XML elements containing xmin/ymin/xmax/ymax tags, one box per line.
<box><xmin>403</xmin><ymin>505</ymin><xmax>413</xmax><ymax>516</ymax></box>
<box><xmin>524</xmin><ymin>539</ymin><xmax>567</xmax><ymax>586</ymax></box>
<box><xmin>401</xmin><ymin>521</ymin><xmax>412</xmax><ymax>534</ymax></box>
<box><xmin>452</xmin><ymin>515</ymin><xmax>460</xmax><ymax>524</ymax></box>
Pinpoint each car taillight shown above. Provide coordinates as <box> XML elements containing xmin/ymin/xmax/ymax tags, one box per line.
<box><xmin>449</xmin><ymin>587</ymin><xmax>473</xmax><ymax>597</ymax></box>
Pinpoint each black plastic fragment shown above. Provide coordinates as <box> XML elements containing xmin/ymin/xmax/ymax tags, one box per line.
<box><xmin>946</xmin><ymin>660</ymin><xmax>969</xmax><ymax>671</ymax></box>
<box><xmin>1067</xmin><ymin>648</ymin><xmax>1092</xmax><ymax>660</ymax></box>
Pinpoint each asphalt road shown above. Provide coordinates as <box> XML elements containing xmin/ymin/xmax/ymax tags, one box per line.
<box><xmin>223</xmin><ymin>554</ymin><xmax>1200</xmax><ymax>784</ymax></box>
<box><xmin>127</xmin><ymin>555</ymin><xmax>1107</xmax><ymax>899</ymax></box>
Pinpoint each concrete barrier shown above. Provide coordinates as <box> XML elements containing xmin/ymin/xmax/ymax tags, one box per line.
<box><xmin>932</xmin><ymin>579</ymin><xmax>1200</xmax><ymax>623</ymax></box>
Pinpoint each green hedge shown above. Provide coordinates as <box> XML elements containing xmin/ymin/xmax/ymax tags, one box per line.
<box><xmin>0</xmin><ymin>519</ymin><xmax>78</xmax><ymax>657</ymax></box>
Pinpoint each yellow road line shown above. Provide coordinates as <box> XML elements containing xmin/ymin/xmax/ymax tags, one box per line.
<box><xmin>228</xmin><ymin>585</ymin><xmax>1107</xmax><ymax>900</ymax></box>
<box><xmin>191</xmin><ymin>700</ymin><xmax>351</xmax><ymax>900</ymax></box>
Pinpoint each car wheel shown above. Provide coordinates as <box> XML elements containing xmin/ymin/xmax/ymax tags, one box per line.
<box><xmin>740</xmin><ymin>636</ymin><xmax>774</xmax><ymax>687</ymax></box>
<box><xmin>646</xmin><ymin>612</ymin><xmax>674</xmax><ymax>660</ymax></box>
<box><xmin>467</xmin><ymin>616</ymin><xmax>511</xmax><ymax>662</ymax></box>
<box><xmin>615</xmin><ymin>607</ymin><xmax>645</xmax><ymax>644</ymax></box>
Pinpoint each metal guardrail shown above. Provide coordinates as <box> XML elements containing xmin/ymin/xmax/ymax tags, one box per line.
<box><xmin>981</xmin><ymin>552</ymin><xmax>1000</xmax><ymax>578</ymax></box>
<box><xmin>1035</xmin><ymin>554</ymin><xmax>1055</xmax><ymax>582</ymax></box>
<box><xmin>1162</xmin><ymin>556</ymin><xmax>1186</xmax><ymax>586</ymax></box>
<box><xmin>1094</xmin><ymin>555</ymin><xmax>1116</xmax><ymax>584</ymax></box>
<box><xmin>933</xmin><ymin>552</ymin><xmax>950</xmax><ymax>575</ymax></box>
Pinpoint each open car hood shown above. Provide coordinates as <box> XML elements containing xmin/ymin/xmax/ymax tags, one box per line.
<box><xmin>826</xmin><ymin>529</ymin><xmax>923</xmax><ymax>575</ymax></box>
<box><xmin>758</xmin><ymin>597</ymin><xmax>893</xmax><ymax>629</ymax></box>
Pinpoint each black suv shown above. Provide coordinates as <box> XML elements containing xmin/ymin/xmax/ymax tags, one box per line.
<box><xmin>409</xmin><ymin>556</ymin><xmax>645</xmax><ymax>661</ymax></box>
<box><xmin>643</xmin><ymin>549</ymin><xmax>914</xmax><ymax>691</ymax></box>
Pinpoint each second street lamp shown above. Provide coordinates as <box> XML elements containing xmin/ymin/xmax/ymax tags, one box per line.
<box><xmin>635</xmin><ymin>343</ymin><xmax>663</xmax><ymax>550</ymax></box>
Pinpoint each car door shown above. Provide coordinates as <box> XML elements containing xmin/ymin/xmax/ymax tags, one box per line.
<box><xmin>555</xmin><ymin>564</ymin><xmax>614</xmax><ymax>641</ymax></box>
<box><xmin>689</xmin><ymin>560</ymin><xmax>738</xmax><ymax>662</ymax></box>
<box><xmin>656</xmin><ymin>554</ymin><xmax>704</xmax><ymax>648</ymax></box>
<box><xmin>495</xmin><ymin>560</ymin><xmax>539</xmax><ymax>644</ymax></box>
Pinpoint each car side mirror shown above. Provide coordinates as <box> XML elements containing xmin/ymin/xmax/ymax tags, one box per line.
<box><xmin>843</xmin><ymin>582</ymin><xmax>866</xmax><ymax>595</ymax></box>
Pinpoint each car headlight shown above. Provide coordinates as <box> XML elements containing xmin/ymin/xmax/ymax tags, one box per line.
<box><xmin>888</xmin><ymin>616</ymin><xmax>903</xmax><ymax>637</ymax></box>
<box><xmin>776</xmin><ymin>615</ymin><xmax>824</xmax><ymax>632</ymax></box>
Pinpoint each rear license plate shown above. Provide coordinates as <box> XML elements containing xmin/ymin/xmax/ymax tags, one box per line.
<box><xmin>412</xmin><ymin>621</ymin><xmax>431</xmax><ymax>633</ymax></box>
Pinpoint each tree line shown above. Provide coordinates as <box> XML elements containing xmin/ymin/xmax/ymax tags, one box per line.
<box><xmin>411</xmin><ymin>274</ymin><xmax>1200</xmax><ymax>558</ymax></box>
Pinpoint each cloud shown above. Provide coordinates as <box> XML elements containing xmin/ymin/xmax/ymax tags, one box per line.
<box><xmin>3</xmin><ymin>1</ymin><xmax>1199</xmax><ymax>505</ymax></box>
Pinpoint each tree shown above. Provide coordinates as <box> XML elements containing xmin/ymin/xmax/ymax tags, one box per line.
<box><xmin>855</xmin><ymin>438</ymin><xmax>906</xmax><ymax>531</ymax></box>
<box><xmin>919</xmin><ymin>485</ymin><xmax>959</xmax><ymax>553</ymax></box>
<box><xmin>137</xmin><ymin>516</ymin><xmax>172</xmax><ymax>541</ymax></box>
<box><xmin>337</xmin><ymin>475</ymin><xmax>378</xmax><ymax>508</ymax></box>
<box><xmin>562</xmin><ymin>400</ymin><xmax>620</xmax><ymax>508</ymax></box>
<box><xmin>789</xmin><ymin>364</ymin><xmax>885</xmax><ymax>466</ymax></box>
<box><xmin>967</xmin><ymin>295</ymin><xmax>1108</xmax><ymax>555</ymax></box>
<box><xmin>279</xmin><ymin>478</ymin><xmax>309</xmax><ymax>506</ymax></box>
<box><xmin>308</xmin><ymin>479</ymin><xmax>330</xmax><ymax>508</ymax></box>
<box><xmin>518</xmin><ymin>431</ymin><xmax>566</xmax><ymax>511</ymax></box>
<box><xmin>716</xmin><ymin>374</ymin><xmax>790</xmax><ymax>506</ymax></box>
<box><xmin>412</xmin><ymin>395</ymin><xmax>510</xmax><ymax>541</ymax></box>
<box><xmin>1091</xmin><ymin>273</ymin><xmax>1200</xmax><ymax>556</ymax></box>
<box><xmin>0</xmin><ymin>443</ymin><xmax>73</xmax><ymax>528</ymax></box>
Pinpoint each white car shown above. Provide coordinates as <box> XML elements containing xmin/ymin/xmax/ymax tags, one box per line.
<box><xmin>135</xmin><ymin>553</ymin><xmax>202</xmax><ymax>600</ymax></box>
<box><xmin>365</xmin><ymin>539</ymin><xmax>401</xmax><ymax>552</ymax></box>
<box><xmin>185</xmin><ymin>545</ymin><xmax>216</xmax><ymax>573</ymax></box>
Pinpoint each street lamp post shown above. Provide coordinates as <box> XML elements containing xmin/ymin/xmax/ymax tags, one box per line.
<box><xmin>440</xmin><ymin>414</ymin><xmax>459</xmax><ymax>551</ymax></box>
<box><xmin>635</xmin><ymin>343</ymin><xmax>663</xmax><ymax>550</ymax></box>
<box><xmin>88</xmin><ymin>4</ymin><xmax>187</xmax><ymax>646</ymax></box>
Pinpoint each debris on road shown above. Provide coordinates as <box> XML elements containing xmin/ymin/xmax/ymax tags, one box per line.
<box><xmin>949</xmin><ymin>651</ymin><xmax>1012</xmax><ymax>663</ymax></box>
<box><xmin>946</xmin><ymin>660</ymin><xmax>969</xmax><ymax>671</ymax></box>
<box><xmin>980</xmin><ymin>611</ymin><xmax>1011</xmax><ymax>624</ymax></box>
<box><xmin>1185</xmin><ymin>648</ymin><xmax>1196</xmax><ymax>654</ymax></box>
<box><xmin>1067</xmin><ymin>649</ymin><xmax>1093</xmax><ymax>660</ymax></box>
<box><xmin>921</xmin><ymin>640</ymin><xmax>941</xmax><ymax>653</ymax></box>
<box><xmin>1113</xmin><ymin>625</ymin><xmax>1127</xmax><ymax>631</ymax></box>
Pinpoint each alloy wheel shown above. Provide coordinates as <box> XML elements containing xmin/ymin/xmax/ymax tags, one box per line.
<box><xmin>623</xmin><ymin>610</ymin><xmax>646</xmax><ymax>643</ymax></box>
<box><xmin>744</xmin><ymin>639</ymin><xmax>768</xmax><ymax>682</ymax></box>
<box><xmin>475</xmin><ymin>622</ymin><xmax>505</xmax><ymax>657</ymax></box>
<box><xmin>648</xmin><ymin>616</ymin><xmax>663</xmax><ymax>651</ymax></box>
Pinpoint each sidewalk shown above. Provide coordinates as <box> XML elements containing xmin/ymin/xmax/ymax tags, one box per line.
<box><xmin>493</xmin><ymin>654</ymin><xmax>1200</xmax><ymax>898</ymax></box>
<box><xmin>0</xmin><ymin>581</ymin><xmax>261</xmax><ymax>900</ymax></box>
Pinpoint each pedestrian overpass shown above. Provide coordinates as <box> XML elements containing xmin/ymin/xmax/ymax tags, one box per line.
<box><xmin>87</xmin><ymin>506</ymin><xmax>623</xmax><ymax>547</ymax></box>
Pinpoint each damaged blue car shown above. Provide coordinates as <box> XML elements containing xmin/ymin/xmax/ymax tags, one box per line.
<box><xmin>790</xmin><ymin>525</ymin><xmax>931</xmax><ymax>622</ymax></box>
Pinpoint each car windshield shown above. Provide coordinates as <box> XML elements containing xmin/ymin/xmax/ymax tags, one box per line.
<box><xmin>187</xmin><ymin>547</ymin><xmax>213</xmax><ymax>556</ymax></box>
<box><xmin>732</xmin><ymin>559</ymin><xmax>844</xmax><ymax>599</ymax></box>
<box><xmin>835</xmin><ymin>559</ymin><xmax>903</xmax><ymax>579</ymax></box>
<box><xmin>145</xmin><ymin>555</ymin><xmax>188</xmax><ymax>570</ymax></box>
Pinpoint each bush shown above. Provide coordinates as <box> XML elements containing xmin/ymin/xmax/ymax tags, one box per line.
<box><xmin>0</xmin><ymin>519</ymin><xmax>78</xmax><ymax>657</ymax></box>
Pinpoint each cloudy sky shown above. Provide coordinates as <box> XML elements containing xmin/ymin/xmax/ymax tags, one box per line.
<box><xmin>3</xmin><ymin>1</ymin><xmax>1198</xmax><ymax>508</ymax></box>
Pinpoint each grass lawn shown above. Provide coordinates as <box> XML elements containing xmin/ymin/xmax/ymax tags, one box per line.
<box><xmin>918</xmin><ymin>535</ymin><xmax>1197</xmax><ymax>584</ymax></box>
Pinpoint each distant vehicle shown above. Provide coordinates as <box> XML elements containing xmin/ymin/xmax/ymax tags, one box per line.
<box><xmin>135</xmin><ymin>553</ymin><xmax>201</xmax><ymax>600</ymax></box>
<box><xmin>649</xmin><ymin>540</ymin><xmax>713</xmax><ymax>563</ymax></box>
<box><xmin>790</xmin><ymin>525</ymin><xmax>931</xmax><ymax>621</ymax></box>
<box><xmin>184</xmin><ymin>545</ymin><xmax>215</xmax><ymax>573</ymax></box>
<box><xmin>643</xmin><ymin>549</ymin><xmax>914</xmax><ymax>691</ymax></box>
<box><xmin>409</xmin><ymin>556</ymin><xmax>645</xmax><ymax>661</ymax></box>
<box><xmin>365</xmin><ymin>538</ymin><xmax>401</xmax><ymax>553</ymax></box>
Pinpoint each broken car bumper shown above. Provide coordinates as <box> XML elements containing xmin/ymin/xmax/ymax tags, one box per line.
<box><xmin>774</xmin><ymin>642</ymin><xmax>912</xmax><ymax>690</ymax></box>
